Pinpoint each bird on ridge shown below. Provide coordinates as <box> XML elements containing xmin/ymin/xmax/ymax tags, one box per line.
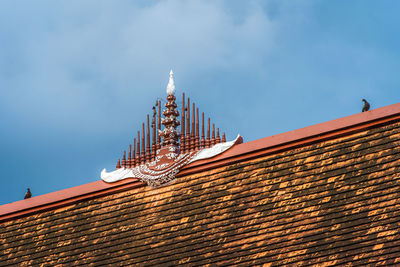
<box><xmin>24</xmin><ymin>188</ymin><xmax>32</xmax><ymax>199</ymax></box>
<box><xmin>362</xmin><ymin>99</ymin><xmax>370</xmax><ymax>112</ymax></box>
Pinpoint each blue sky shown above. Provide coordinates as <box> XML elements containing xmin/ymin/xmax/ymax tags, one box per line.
<box><xmin>1</xmin><ymin>0</ymin><xmax>399</xmax><ymax>204</ymax></box>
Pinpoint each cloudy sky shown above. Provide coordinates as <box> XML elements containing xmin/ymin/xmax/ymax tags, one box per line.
<box><xmin>1</xmin><ymin>0</ymin><xmax>399</xmax><ymax>204</ymax></box>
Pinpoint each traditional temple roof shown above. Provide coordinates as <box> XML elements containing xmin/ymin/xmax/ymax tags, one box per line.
<box><xmin>1</xmin><ymin>73</ymin><xmax>400</xmax><ymax>265</ymax></box>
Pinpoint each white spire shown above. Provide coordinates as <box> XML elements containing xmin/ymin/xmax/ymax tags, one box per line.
<box><xmin>166</xmin><ymin>69</ymin><xmax>175</xmax><ymax>95</ymax></box>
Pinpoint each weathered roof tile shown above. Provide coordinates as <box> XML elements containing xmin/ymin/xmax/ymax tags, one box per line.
<box><xmin>1</xmin><ymin>116</ymin><xmax>400</xmax><ymax>266</ymax></box>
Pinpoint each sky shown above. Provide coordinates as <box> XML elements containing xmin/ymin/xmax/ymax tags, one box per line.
<box><xmin>1</xmin><ymin>0</ymin><xmax>399</xmax><ymax>204</ymax></box>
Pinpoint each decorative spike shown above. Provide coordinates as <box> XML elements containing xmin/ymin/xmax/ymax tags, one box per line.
<box><xmin>128</xmin><ymin>144</ymin><xmax>132</xmax><ymax>168</ymax></box>
<box><xmin>137</xmin><ymin>131</ymin><xmax>141</xmax><ymax>165</ymax></box>
<box><xmin>116</xmin><ymin>159</ymin><xmax>121</xmax><ymax>169</ymax></box>
<box><xmin>201</xmin><ymin>112</ymin><xmax>205</xmax><ymax>148</ymax></box>
<box><xmin>191</xmin><ymin>103</ymin><xmax>195</xmax><ymax>137</ymax></box>
<box><xmin>122</xmin><ymin>150</ymin><xmax>126</xmax><ymax>168</ymax></box>
<box><xmin>133</xmin><ymin>138</ymin><xmax>137</xmax><ymax>167</ymax></box>
<box><xmin>181</xmin><ymin>93</ymin><xmax>185</xmax><ymax>153</ymax></box>
<box><xmin>216</xmin><ymin>128</ymin><xmax>221</xmax><ymax>143</ymax></box>
<box><xmin>166</xmin><ymin>70</ymin><xmax>175</xmax><ymax>95</ymax></box>
<box><xmin>160</xmin><ymin>80</ymin><xmax>180</xmax><ymax>147</ymax></box>
<box><xmin>211</xmin><ymin>124</ymin><xmax>216</xmax><ymax>146</ymax></box>
<box><xmin>141</xmin><ymin>123</ymin><xmax>145</xmax><ymax>163</ymax></box>
<box><xmin>186</xmin><ymin>98</ymin><xmax>191</xmax><ymax>135</ymax></box>
<box><xmin>222</xmin><ymin>132</ymin><xmax>226</xmax><ymax>142</ymax></box>
<box><xmin>191</xmin><ymin>103</ymin><xmax>195</xmax><ymax>151</ymax></box>
<box><xmin>186</xmin><ymin>98</ymin><xmax>190</xmax><ymax>152</ymax></box>
<box><xmin>146</xmin><ymin>114</ymin><xmax>151</xmax><ymax>162</ymax></box>
<box><xmin>152</xmin><ymin>107</ymin><xmax>156</xmax><ymax>145</ymax></box>
<box><xmin>151</xmin><ymin>143</ymin><xmax>156</xmax><ymax>161</ymax></box>
<box><xmin>195</xmin><ymin>107</ymin><xmax>200</xmax><ymax>150</ymax></box>
<box><xmin>157</xmin><ymin>100</ymin><xmax>161</xmax><ymax>149</ymax></box>
<box><xmin>152</xmin><ymin>107</ymin><xmax>156</xmax><ymax>160</ymax></box>
<box><xmin>206</xmin><ymin>117</ymin><xmax>211</xmax><ymax>148</ymax></box>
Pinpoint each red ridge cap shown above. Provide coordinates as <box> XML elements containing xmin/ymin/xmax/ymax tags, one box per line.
<box><xmin>180</xmin><ymin>102</ymin><xmax>400</xmax><ymax>175</ymax></box>
<box><xmin>0</xmin><ymin>178</ymin><xmax>145</xmax><ymax>222</ymax></box>
<box><xmin>1</xmin><ymin>102</ymin><xmax>399</xmax><ymax>222</ymax></box>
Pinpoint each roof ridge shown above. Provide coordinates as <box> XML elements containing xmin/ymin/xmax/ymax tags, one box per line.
<box><xmin>1</xmin><ymin>102</ymin><xmax>400</xmax><ymax>222</ymax></box>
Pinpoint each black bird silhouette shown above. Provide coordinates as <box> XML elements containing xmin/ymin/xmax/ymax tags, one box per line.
<box><xmin>362</xmin><ymin>99</ymin><xmax>370</xmax><ymax>112</ymax></box>
<box><xmin>24</xmin><ymin>188</ymin><xmax>32</xmax><ymax>199</ymax></box>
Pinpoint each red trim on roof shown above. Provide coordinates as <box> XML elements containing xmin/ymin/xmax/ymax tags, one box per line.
<box><xmin>1</xmin><ymin>102</ymin><xmax>400</xmax><ymax>222</ymax></box>
<box><xmin>180</xmin><ymin>102</ymin><xmax>400</xmax><ymax>175</ymax></box>
<box><xmin>0</xmin><ymin>178</ymin><xmax>144</xmax><ymax>222</ymax></box>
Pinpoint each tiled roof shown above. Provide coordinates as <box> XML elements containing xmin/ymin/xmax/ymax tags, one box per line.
<box><xmin>1</xmin><ymin>105</ymin><xmax>400</xmax><ymax>266</ymax></box>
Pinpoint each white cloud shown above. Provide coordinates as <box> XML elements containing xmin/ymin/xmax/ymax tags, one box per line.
<box><xmin>0</xmin><ymin>0</ymin><xmax>279</xmax><ymax>136</ymax></box>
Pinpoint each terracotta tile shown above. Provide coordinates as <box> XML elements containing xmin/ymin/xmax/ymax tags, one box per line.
<box><xmin>1</xmin><ymin>121</ymin><xmax>400</xmax><ymax>266</ymax></box>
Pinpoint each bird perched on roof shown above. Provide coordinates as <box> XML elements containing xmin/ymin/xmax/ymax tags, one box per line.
<box><xmin>24</xmin><ymin>188</ymin><xmax>32</xmax><ymax>199</ymax></box>
<box><xmin>362</xmin><ymin>99</ymin><xmax>370</xmax><ymax>112</ymax></box>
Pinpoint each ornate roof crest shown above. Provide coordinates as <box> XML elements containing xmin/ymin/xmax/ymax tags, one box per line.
<box><xmin>101</xmin><ymin>70</ymin><xmax>242</xmax><ymax>187</ymax></box>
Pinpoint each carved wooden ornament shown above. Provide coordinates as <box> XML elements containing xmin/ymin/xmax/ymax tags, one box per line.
<box><xmin>101</xmin><ymin>71</ymin><xmax>242</xmax><ymax>187</ymax></box>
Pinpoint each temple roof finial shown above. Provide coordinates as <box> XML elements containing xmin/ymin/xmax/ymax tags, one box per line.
<box><xmin>102</xmin><ymin>71</ymin><xmax>241</xmax><ymax>188</ymax></box>
<box><xmin>160</xmin><ymin>75</ymin><xmax>180</xmax><ymax>147</ymax></box>
<box><xmin>166</xmin><ymin>69</ymin><xmax>175</xmax><ymax>95</ymax></box>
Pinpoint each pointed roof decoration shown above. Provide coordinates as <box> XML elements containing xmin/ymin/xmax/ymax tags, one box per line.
<box><xmin>166</xmin><ymin>69</ymin><xmax>175</xmax><ymax>95</ymax></box>
<box><xmin>160</xmin><ymin>70</ymin><xmax>180</xmax><ymax>147</ymax></box>
<box><xmin>101</xmin><ymin>71</ymin><xmax>242</xmax><ymax>187</ymax></box>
